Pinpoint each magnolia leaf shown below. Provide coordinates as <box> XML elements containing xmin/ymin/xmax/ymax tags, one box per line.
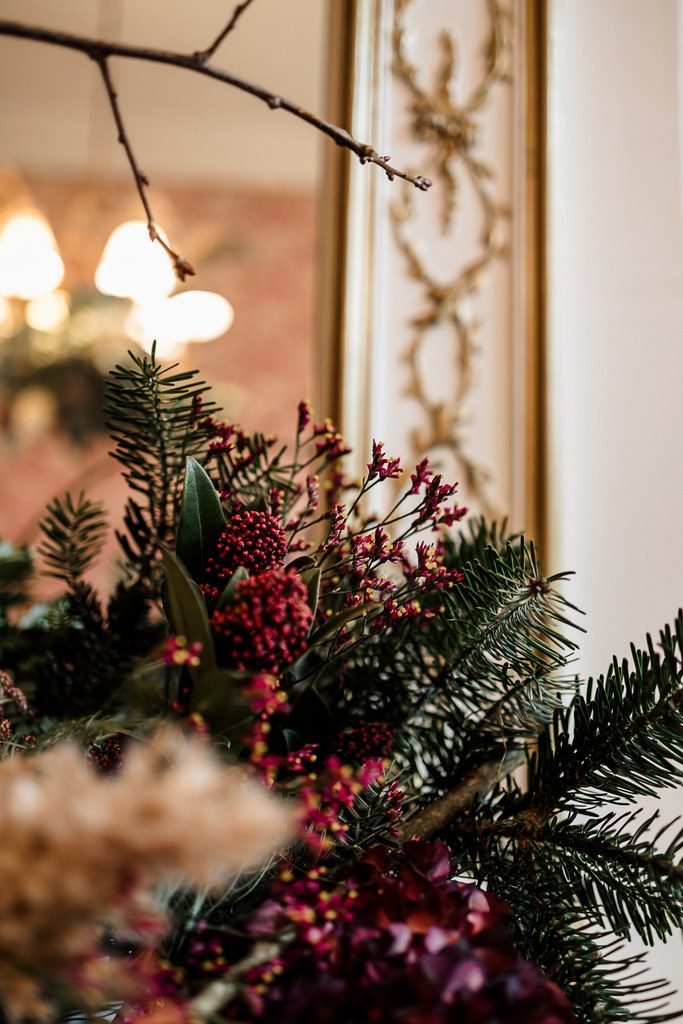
<box><xmin>287</xmin><ymin>555</ymin><xmax>318</xmax><ymax>572</ymax></box>
<box><xmin>282</xmin><ymin>727</ymin><xmax>304</xmax><ymax>752</ymax></box>
<box><xmin>215</xmin><ymin>566</ymin><xmax>249</xmax><ymax>611</ymax></box>
<box><xmin>161</xmin><ymin>547</ymin><xmax>217</xmax><ymax>681</ymax></box>
<box><xmin>190</xmin><ymin>667</ymin><xmax>253</xmax><ymax>733</ymax></box>
<box><xmin>176</xmin><ymin>457</ymin><xmax>225</xmax><ymax>581</ymax></box>
<box><xmin>300</xmin><ymin>567</ymin><xmax>321</xmax><ymax>615</ymax></box>
<box><xmin>307</xmin><ymin>602</ymin><xmax>378</xmax><ymax>648</ymax></box>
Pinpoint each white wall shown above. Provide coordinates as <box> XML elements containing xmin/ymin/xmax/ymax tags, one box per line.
<box><xmin>548</xmin><ymin>0</ymin><xmax>683</xmax><ymax>985</ymax></box>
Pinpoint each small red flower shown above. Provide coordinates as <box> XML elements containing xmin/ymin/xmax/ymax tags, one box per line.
<box><xmin>367</xmin><ymin>440</ymin><xmax>402</xmax><ymax>481</ymax></box>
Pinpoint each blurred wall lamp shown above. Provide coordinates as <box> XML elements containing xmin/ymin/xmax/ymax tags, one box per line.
<box><xmin>0</xmin><ymin>204</ymin><xmax>234</xmax><ymax>358</ymax></box>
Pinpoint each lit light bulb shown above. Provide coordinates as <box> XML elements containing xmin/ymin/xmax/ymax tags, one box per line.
<box><xmin>126</xmin><ymin>290</ymin><xmax>234</xmax><ymax>356</ymax></box>
<box><xmin>25</xmin><ymin>290</ymin><xmax>71</xmax><ymax>334</ymax></box>
<box><xmin>0</xmin><ymin>212</ymin><xmax>64</xmax><ymax>300</ymax></box>
<box><xmin>95</xmin><ymin>220</ymin><xmax>177</xmax><ymax>303</ymax></box>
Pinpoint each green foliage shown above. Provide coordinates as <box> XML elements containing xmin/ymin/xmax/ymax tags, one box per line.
<box><xmin>335</xmin><ymin>522</ymin><xmax>583</xmax><ymax>804</ymax></box>
<box><xmin>3</xmin><ymin>358</ymin><xmax>683</xmax><ymax>1024</ymax></box>
<box><xmin>526</xmin><ymin>616</ymin><xmax>683</xmax><ymax>811</ymax></box>
<box><xmin>176</xmin><ymin>457</ymin><xmax>226</xmax><ymax>580</ymax></box>
<box><xmin>37</xmin><ymin>492</ymin><xmax>108</xmax><ymax>585</ymax></box>
<box><xmin>465</xmin><ymin>838</ymin><xmax>680</xmax><ymax>1024</ymax></box>
<box><xmin>0</xmin><ymin>541</ymin><xmax>32</xmax><ymax>621</ymax></box>
<box><xmin>106</xmin><ymin>346</ymin><xmax>218</xmax><ymax>583</ymax></box>
<box><xmin>444</xmin><ymin>612</ymin><xmax>683</xmax><ymax>1023</ymax></box>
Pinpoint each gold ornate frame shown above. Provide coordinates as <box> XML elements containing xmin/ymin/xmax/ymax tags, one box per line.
<box><xmin>316</xmin><ymin>0</ymin><xmax>387</xmax><ymax>475</ymax></box>
<box><xmin>318</xmin><ymin>0</ymin><xmax>548</xmax><ymax>547</ymax></box>
<box><xmin>522</xmin><ymin>0</ymin><xmax>548</xmax><ymax>548</ymax></box>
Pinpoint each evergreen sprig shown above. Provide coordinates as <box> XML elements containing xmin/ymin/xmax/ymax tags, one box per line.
<box><xmin>392</xmin><ymin>531</ymin><xmax>583</xmax><ymax>798</ymax></box>
<box><xmin>37</xmin><ymin>492</ymin><xmax>108</xmax><ymax>585</ymax></box>
<box><xmin>106</xmin><ymin>347</ymin><xmax>217</xmax><ymax>582</ymax></box>
<box><xmin>525</xmin><ymin>615</ymin><xmax>683</xmax><ymax>813</ymax></box>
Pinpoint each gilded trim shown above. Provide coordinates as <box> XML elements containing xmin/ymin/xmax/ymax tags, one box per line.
<box><xmin>316</xmin><ymin>1</ymin><xmax>387</xmax><ymax>481</ymax></box>
<box><xmin>522</xmin><ymin>0</ymin><xmax>548</xmax><ymax>550</ymax></box>
<box><xmin>390</xmin><ymin>0</ymin><xmax>514</xmax><ymax>513</ymax></box>
<box><xmin>319</xmin><ymin>2</ymin><xmax>548</xmax><ymax>537</ymax></box>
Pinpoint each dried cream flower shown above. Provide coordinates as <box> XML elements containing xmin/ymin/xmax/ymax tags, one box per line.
<box><xmin>0</xmin><ymin>728</ymin><xmax>291</xmax><ymax>1021</ymax></box>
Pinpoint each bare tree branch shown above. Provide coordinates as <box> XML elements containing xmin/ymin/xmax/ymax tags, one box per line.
<box><xmin>0</xmin><ymin>18</ymin><xmax>432</xmax><ymax>278</ymax></box>
<box><xmin>96</xmin><ymin>57</ymin><xmax>195</xmax><ymax>280</ymax></box>
<box><xmin>194</xmin><ymin>0</ymin><xmax>257</xmax><ymax>62</ymax></box>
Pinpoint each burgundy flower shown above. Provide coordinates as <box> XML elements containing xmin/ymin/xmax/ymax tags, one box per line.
<box><xmin>202</xmin><ymin>510</ymin><xmax>288</xmax><ymax>600</ymax></box>
<box><xmin>231</xmin><ymin>840</ymin><xmax>577</xmax><ymax>1024</ymax></box>
<box><xmin>210</xmin><ymin>568</ymin><xmax>313</xmax><ymax>673</ymax></box>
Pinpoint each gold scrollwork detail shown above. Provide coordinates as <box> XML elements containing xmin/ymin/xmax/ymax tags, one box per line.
<box><xmin>391</xmin><ymin>0</ymin><xmax>513</xmax><ymax>511</ymax></box>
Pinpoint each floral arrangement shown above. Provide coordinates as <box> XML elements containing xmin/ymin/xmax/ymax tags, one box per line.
<box><xmin>1</xmin><ymin>349</ymin><xmax>682</xmax><ymax>1024</ymax></box>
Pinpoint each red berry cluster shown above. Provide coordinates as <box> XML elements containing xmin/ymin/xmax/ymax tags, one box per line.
<box><xmin>335</xmin><ymin>721</ymin><xmax>393</xmax><ymax>763</ymax></box>
<box><xmin>210</xmin><ymin>569</ymin><xmax>313</xmax><ymax>673</ymax></box>
<box><xmin>202</xmin><ymin>510</ymin><xmax>288</xmax><ymax>600</ymax></box>
<box><xmin>87</xmin><ymin>735</ymin><xmax>124</xmax><ymax>774</ymax></box>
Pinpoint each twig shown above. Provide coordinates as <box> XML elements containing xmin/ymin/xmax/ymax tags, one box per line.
<box><xmin>0</xmin><ymin>18</ymin><xmax>432</xmax><ymax>278</ymax></box>
<box><xmin>194</xmin><ymin>0</ymin><xmax>257</xmax><ymax>62</ymax></box>
<box><xmin>189</xmin><ymin>937</ymin><xmax>290</xmax><ymax>1021</ymax></box>
<box><xmin>96</xmin><ymin>57</ymin><xmax>195</xmax><ymax>281</ymax></box>
<box><xmin>396</xmin><ymin>750</ymin><xmax>525</xmax><ymax>841</ymax></box>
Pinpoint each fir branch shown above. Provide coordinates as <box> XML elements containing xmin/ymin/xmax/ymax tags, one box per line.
<box><xmin>389</xmin><ymin>538</ymin><xmax>582</xmax><ymax>802</ymax></box>
<box><xmin>523</xmin><ymin>613</ymin><xmax>683</xmax><ymax>814</ymax></box>
<box><xmin>442</xmin><ymin>515</ymin><xmax>519</xmax><ymax>564</ymax></box>
<box><xmin>527</xmin><ymin>813</ymin><xmax>683</xmax><ymax>945</ymax></box>
<box><xmin>0</xmin><ymin>543</ymin><xmax>33</xmax><ymax>618</ymax></box>
<box><xmin>450</xmin><ymin>828</ymin><xmax>680</xmax><ymax>1024</ymax></box>
<box><xmin>437</xmin><ymin>615</ymin><xmax>683</xmax><ymax>1022</ymax></box>
<box><xmin>37</xmin><ymin>493</ymin><xmax>108</xmax><ymax>586</ymax></box>
<box><xmin>441</xmin><ymin>538</ymin><xmax>582</xmax><ymax>696</ymax></box>
<box><xmin>106</xmin><ymin>349</ymin><xmax>218</xmax><ymax>583</ymax></box>
<box><xmin>396</xmin><ymin>751</ymin><xmax>523</xmax><ymax>840</ymax></box>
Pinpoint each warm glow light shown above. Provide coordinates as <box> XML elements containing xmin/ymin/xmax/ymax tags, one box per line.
<box><xmin>25</xmin><ymin>290</ymin><xmax>71</xmax><ymax>333</ymax></box>
<box><xmin>95</xmin><ymin>220</ymin><xmax>177</xmax><ymax>303</ymax></box>
<box><xmin>0</xmin><ymin>212</ymin><xmax>64</xmax><ymax>300</ymax></box>
<box><xmin>10</xmin><ymin>385</ymin><xmax>57</xmax><ymax>439</ymax></box>
<box><xmin>0</xmin><ymin>295</ymin><xmax>20</xmax><ymax>338</ymax></box>
<box><xmin>126</xmin><ymin>290</ymin><xmax>234</xmax><ymax>356</ymax></box>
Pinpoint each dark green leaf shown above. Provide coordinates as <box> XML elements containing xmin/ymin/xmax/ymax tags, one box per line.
<box><xmin>287</xmin><ymin>555</ymin><xmax>318</xmax><ymax>572</ymax></box>
<box><xmin>215</xmin><ymin>566</ymin><xmax>250</xmax><ymax>611</ymax></box>
<box><xmin>301</xmin><ymin>567</ymin><xmax>321</xmax><ymax>614</ymax></box>
<box><xmin>282</xmin><ymin>727</ymin><xmax>304</xmax><ymax>752</ymax></box>
<box><xmin>160</xmin><ymin>547</ymin><xmax>217</xmax><ymax>682</ymax></box>
<box><xmin>190</xmin><ymin>667</ymin><xmax>252</xmax><ymax>733</ymax></box>
<box><xmin>176</xmin><ymin>457</ymin><xmax>226</xmax><ymax>580</ymax></box>
<box><xmin>307</xmin><ymin>602</ymin><xmax>376</xmax><ymax>647</ymax></box>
